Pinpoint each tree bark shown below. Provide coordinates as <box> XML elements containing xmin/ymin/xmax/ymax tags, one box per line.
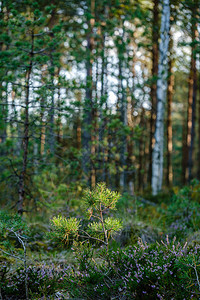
<box><xmin>198</xmin><ymin>53</ymin><xmax>200</xmax><ymax>179</ymax></box>
<box><xmin>118</xmin><ymin>24</ymin><xmax>127</xmax><ymax>191</ymax></box>
<box><xmin>152</xmin><ymin>0</ymin><xmax>170</xmax><ymax>195</ymax></box>
<box><xmin>82</xmin><ymin>0</ymin><xmax>95</xmax><ymax>187</ymax></box>
<box><xmin>138</xmin><ymin>108</ymin><xmax>145</xmax><ymax>191</ymax></box>
<box><xmin>18</xmin><ymin>31</ymin><xmax>34</xmax><ymax>214</ymax></box>
<box><xmin>183</xmin><ymin>5</ymin><xmax>198</xmax><ymax>183</ymax></box>
<box><xmin>188</xmin><ymin>9</ymin><xmax>198</xmax><ymax>182</ymax></box>
<box><xmin>166</xmin><ymin>32</ymin><xmax>174</xmax><ymax>187</ymax></box>
<box><xmin>148</xmin><ymin>0</ymin><xmax>159</xmax><ymax>185</ymax></box>
<box><xmin>49</xmin><ymin>59</ymin><xmax>55</xmax><ymax>155</ymax></box>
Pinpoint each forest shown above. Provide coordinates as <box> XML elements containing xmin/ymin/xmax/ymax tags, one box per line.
<box><xmin>0</xmin><ymin>0</ymin><xmax>200</xmax><ymax>299</ymax></box>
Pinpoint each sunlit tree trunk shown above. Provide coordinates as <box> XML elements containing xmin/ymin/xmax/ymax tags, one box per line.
<box><xmin>152</xmin><ymin>0</ymin><xmax>170</xmax><ymax>195</ymax></box>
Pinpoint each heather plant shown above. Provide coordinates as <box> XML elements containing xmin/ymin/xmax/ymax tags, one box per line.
<box><xmin>61</xmin><ymin>237</ymin><xmax>200</xmax><ymax>299</ymax></box>
<box><xmin>2</xmin><ymin>264</ymin><xmax>65</xmax><ymax>299</ymax></box>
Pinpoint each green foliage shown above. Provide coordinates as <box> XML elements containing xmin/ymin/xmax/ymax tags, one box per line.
<box><xmin>83</xmin><ymin>182</ymin><xmax>121</xmax><ymax>211</ymax></box>
<box><xmin>62</xmin><ymin>238</ymin><xmax>200</xmax><ymax>300</ymax></box>
<box><xmin>0</xmin><ymin>211</ymin><xmax>27</xmax><ymax>234</ymax></box>
<box><xmin>0</xmin><ymin>213</ymin><xmax>29</xmax><ymax>274</ymax></box>
<box><xmin>1</xmin><ymin>265</ymin><xmax>63</xmax><ymax>299</ymax></box>
<box><xmin>49</xmin><ymin>183</ymin><xmax>123</xmax><ymax>254</ymax></box>
<box><xmin>50</xmin><ymin>216</ymin><xmax>80</xmax><ymax>242</ymax></box>
<box><xmin>89</xmin><ymin>217</ymin><xmax>122</xmax><ymax>234</ymax></box>
<box><xmin>165</xmin><ymin>182</ymin><xmax>200</xmax><ymax>238</ymax></box>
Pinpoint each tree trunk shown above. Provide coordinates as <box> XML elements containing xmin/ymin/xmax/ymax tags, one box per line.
<box><xmin>166</xmin><ymin>33</ymin><xmax>174</xmax><ymax>187</ymax></box>
<box><xmin>40</xmin><ymin>69</ymin><xmax>46</xmax><ymax>156</ymax></box>
<box><xmin>138</xmin><ymin>108</ymin><xmax>145</xmax><ymax>191</ymax></box>
<box><xmin>127</xmin><ymin>93</ymin><xmax>135</xmax><ymax>195</ymax></box>
<box><xmin>56</xmin><ymin>69</ymin><xmax>62</xmax><ymax>145</ymax></box>
<box><xmin>82</xmin><ymin>0</ymin><xmax>95</xmax><ymax>186</ymax></box>
<box><xmin>49</xmin><ymin>60</ymin><xmax>55</xmax><ymax>155</ymax></box>
<box><xmin>188</xmin><ymin>9</ymin><xmax>198</xmax><ymax>182</ymax></box>
<box><xmin>118</xmin><ymin>25</ymin><xmax>127</xmax><ymax>191</ymax></box>
<box><xmin>198</xmin><ymin>60</ymin><xmax>200</xmax><ymax>179</ymax></box>
<box><xmin>152</xmin><ymin>0</ymin><xmax>170</xmax><ymax>195</ymax></box>
<box><xmin>148</xmin><ymin>0</ymin><xmax>159</xmax><ymax>185</ymax></box>
<box><xmin>18</xmin><ymin>31</ymin><xmax>34</xmax><ymax>214</ymax></box>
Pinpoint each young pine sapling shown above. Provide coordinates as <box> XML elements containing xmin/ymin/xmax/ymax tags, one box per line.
<box><xmin>50</xmin><ymin>183</ymin><xmax>122</xmax><ymax>254</ymax></box>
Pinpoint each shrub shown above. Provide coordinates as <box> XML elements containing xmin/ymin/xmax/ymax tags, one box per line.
<box><xmin>2</xmin><ymin>264</ymin><xmax>64</xmax><ymax>299</ymax></box>
<box><xmin>61</xmin><ymin>237</ymin><xmax>200</xmax><ymax>299</ymax></box>
<box><xmin>166</xmin><ymin>182</ymin><xmax>200</xmax><ymax>238</ymax></box>
<box><xmin>50</xmin><ymin>183</ymin><xmax>123</xmax><ymax>255</ymax></box>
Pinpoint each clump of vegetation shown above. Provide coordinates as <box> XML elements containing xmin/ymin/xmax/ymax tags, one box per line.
<box><xmin>164</xmin><ymin>181</ymin><xmax>200</xmax><ymax>239</ymax></box>
<box><xmin>2</xmin><ymin>184</ymin><xmax>200</xmax><ymax>299</ymax></box>
<box><xmin>1</xmin><ymin>264</ymin><xmax>66</xmax><ymax>299</ymax></box>
<box><xmin>61</xmin><ymin>237</ymin><xmax>200</xmax><ymax>300</ymax></box>
<box><xmin>50</xmin><ymin>183</ymin><xmax>123</xmax><ymax>255</ymax></box>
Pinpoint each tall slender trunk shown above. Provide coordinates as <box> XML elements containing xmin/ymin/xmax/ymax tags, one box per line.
<box><xmin>40</xmin><ymin>69</ymin><xmax>46</xmax><ymax>156</ymax></box>
<box><xmin>82</xmin><ymin>0</ymin><xmax>95</xmax><ymax>186</ymax></box>
<box><xmin>166</xmin><ymin>33</ymin><xmax>174</xmax><ymax>187</ymax></box>
<box><xmin>198</xmin><ymin>57</ymin><xmax>200</xmax><ymax>179</ymax></box>
<box><xmin>90</xmin><ymin>0</ymin><xmax>96</xmax><ymax>188</ymax></box>
<box><xmin>127</xmin><ymin>93</ymin><xmax>135</xmax><ymax>195</ymax></box>
<box><xmin>152</xmin><ymin>0</ymin><xmax>170</xmax><ymax>195</ymax></box>
<box><xmin>183</xmin><ymin>7</ymin><xmax>198</xmax><ymax>183</ymax></box>
<box><xmin>56</xmin><ymin>69</ymin><xmax>62</xmax><ymax>145</ymax></box>
<box><xmin>75</xmin><ymin>91</ymin><xmax>82</xmax><ymax>150</ymax></box>
<box><xmin>18</xmin><ymin>31</ymin><xmax>34</xmax><ymax>214</ymax></box>
<box><xmin>49</xmin><ymin>60</ymin><xmax>55</xmax><ymax>154</ymax></box>
<box><xmin>118</xmin><ymin>25</ymin><xmax>127</xmax><ymax>191</ymax></box>
<box><xmin>127</xmin><ymin>44</ymin><xmax>136</xmax><ymax>195</ymax></box>
<box><xmin>148</xmin><ymin>0</ymin><xmax>159</xmax><ymax>185</ymax></box>
<box><xmin>138</xmin><ymin>108</ymin><xmax>145</xmax><ymax>191</ymax></box>
<box><xmin>102</xmin><ymin>61</ymin><xmax>109</xmax><ymax>184</ymax></box>
<box><xmin>0</xmin><ymin>82</ymin><xmax>8</xmax><ymax>146</ymax></box>
<box><xmin>188</xmin><ymin>11</ymin><xmax>198</xmax><ymax>181</ymax></box>
<box><xmin>188</xmin><ymin>60</ymin><xmax>197</xmax><ymax>181</ymax></box>
<box><xmin>99</xmin><ymin>27</ymin><xmax>106</xmax><ymax>181</ymax></box>
<box><xmin>184</xmin><ymin>54</ymin><xmax>194</xmax><ymax>183</ymax></box>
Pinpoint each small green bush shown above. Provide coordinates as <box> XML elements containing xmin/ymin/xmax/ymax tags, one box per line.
<box><xmin>50</xmin><ymin>183</ymin><xmax>123</xmax><ymax>254</ymax></box>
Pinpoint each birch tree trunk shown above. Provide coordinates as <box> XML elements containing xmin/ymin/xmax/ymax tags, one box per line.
<box><xmin>152</xmin><ymin>0</ymin><xmax>170</xmax><ymax>195</ymax></box>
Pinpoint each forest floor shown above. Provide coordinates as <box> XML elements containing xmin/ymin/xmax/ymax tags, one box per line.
<box><xmin>1</xmin><ymin>182</ymin><xmax>200</xmax><ymax>299</ymax></box>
